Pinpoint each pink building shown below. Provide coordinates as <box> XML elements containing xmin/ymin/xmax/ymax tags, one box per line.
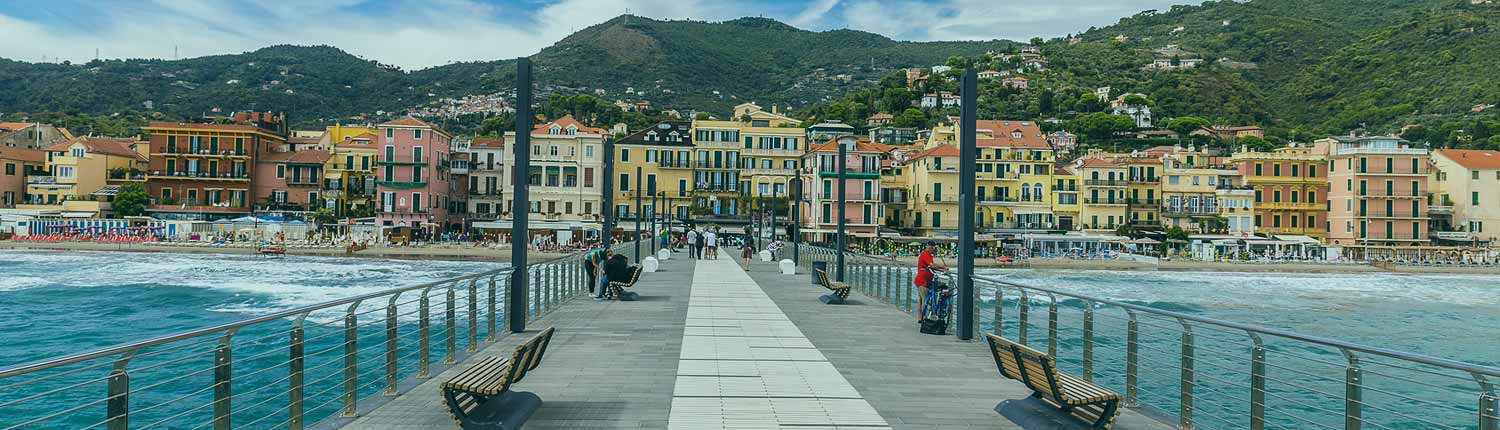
<box><xmin>799</xmin><ymin>136</ymin><xmax>886</xmax><ymax>242</ymax></box>
<box><xmin>1316</xmin><ymin>135</ymin><xmax>1430</xmax><ymax>250</ymax></box>
<box><xmin>253</xmin><ymin>150</ymin><xmax>331</xmax><ymax>213</ymax></box>
<box><xmin>376</xmin><ymin>117</ymin><xmax>454</xmax><ymax>236</ymax></box>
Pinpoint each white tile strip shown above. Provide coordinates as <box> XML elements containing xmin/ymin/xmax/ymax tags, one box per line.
<box><xmin>668</xmin><ymin>259</ymin><xmax>891</xmax><ymax>430</ymax></box>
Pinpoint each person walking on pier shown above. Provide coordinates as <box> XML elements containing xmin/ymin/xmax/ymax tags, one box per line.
<box><xmin>686</xmin><ymin>228</ymin><xmax>699</xmax><ymax>259</ymax></box>
<box><xmin>914</xmin><ymin>240</ymin><xmax>947</xmax><ymax>322</ymax></box>
<box><xmin>705</xmin><ymin>229</ymin><xmax>719</xmax><ymax>259</ymax></box>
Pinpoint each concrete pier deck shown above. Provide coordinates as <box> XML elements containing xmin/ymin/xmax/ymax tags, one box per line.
<box><xmin>342</xmin><ymin>253</ymin><xmax>1172</xmax><ymax>430</ymax></box>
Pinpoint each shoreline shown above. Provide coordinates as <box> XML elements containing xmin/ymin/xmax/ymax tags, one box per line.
<box><xmin>6</xmin><ymin>241</ymin><xmax>1498</xmax><ymax>274</ymax></box>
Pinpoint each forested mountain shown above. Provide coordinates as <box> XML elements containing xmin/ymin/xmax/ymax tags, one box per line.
<box><xmin>2</xmin><ymin>1</ymin><xmax>1498</xmax><ymax>147</ymax></box>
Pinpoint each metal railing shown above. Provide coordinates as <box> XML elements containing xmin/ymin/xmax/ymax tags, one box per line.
<box><xmin>0</xmin><ymin>238</ymin><xmax>646</xmax><ymax>430</ymax></box>
<box><xmin>793</xmin><ymin>244</ymin><xmax>1500</xmax><ymax>430</ymax></box>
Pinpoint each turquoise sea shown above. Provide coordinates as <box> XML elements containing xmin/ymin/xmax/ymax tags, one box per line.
<box><xmin>0</xmin><ymin>251</ymin><xmax>1496</xmax><ymax>429</ymax></box>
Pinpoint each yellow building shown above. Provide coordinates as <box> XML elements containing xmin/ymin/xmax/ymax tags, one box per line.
<box><xmin>23</xmin><ymin>137</ymin><xmax>148</xmax><ymax>217</ymax></box>
<box><xmin>1051</xmin><ymin>166</ymin><xmax>1081</xmax><ymax>230</ymax></box>
<box><xmin>324</xmin><ymin>130</ymin><xmax>379</xmax><ymax>216</ymax></box>
<box><xmin>690</xmin><ymin>103</ymin><xmax>804</xmax><ymax>217</ymax></box>
<box><xmin>900</xmin><ymin>145</ymin><xmax>960</xmax><ymax>236</ymax></box>
<box><xmin>1075</xmin><ymin>158</ymin><xmax>1129</xmax><ymax>231</ymax></box>
<box><xmin>1228</xmin><ymin>145</ymin><xmax>1329</xmax><ymax>239</ymax></box>
<box><xmin>616</xmin><ymin>121</ymin><xmax>697</xmax><ymax>223</ymax></box>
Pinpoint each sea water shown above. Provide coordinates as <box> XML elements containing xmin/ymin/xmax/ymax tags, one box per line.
<box><xmin>2</xmin><ymin>252</ymin><xmax>1496</xmax><ymax>429</ymax></box>
<box><xmin>0</xmin><ymin>251</ymin><xmax>501</xmax><ymax>429</ymax></box>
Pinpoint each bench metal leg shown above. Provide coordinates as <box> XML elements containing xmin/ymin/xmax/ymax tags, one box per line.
<box><xmin>463</xmin><ymin>391</ymin><xmax>542</xmax><ymax>430</ymax></box>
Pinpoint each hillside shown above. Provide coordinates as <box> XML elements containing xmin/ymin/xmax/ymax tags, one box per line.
<box><xmin>0</xmin><ymin>16</ymin><xmax>1005</xmax><ymax>129</ymax></box>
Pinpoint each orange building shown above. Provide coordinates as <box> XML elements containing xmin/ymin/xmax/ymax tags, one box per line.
<box><xmin>1316</xmin><ymin>135</ymin><xmax>1430</xmax><ymax>248</ymax></box>
<box><xmin>1230</xmin><ymin>145</ymin><xmax>1329</xmax><ymax>240</ymax></box>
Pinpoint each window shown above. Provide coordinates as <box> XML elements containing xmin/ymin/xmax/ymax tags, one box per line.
<box><xmin>413</xmin><ymin>146</ymin><xmax>424</xmax><ymax>163</ymax></box>
<box><xmin>821</xmin><ymin>204</ymin><xmax>831</xmax><ymax>223</ymax></box>
<box><xmin>385</xmin><ymin>145</ymin><xmax>394</xmax><ymax>160</ymax></box>
<box><xmin>414</xmin><ymin>129</ymin><xmax>423</xmax><ymax>140</ymax></box>
<box><xmin>1474</xmin><ymin>191</ymin><xmax>1481</xmax><ymax>206</ymax></box>
<box><xmin>1291</xmin><ymin>164</ymin><xmax>1299</xmax><ymax>177</ymax></box>
<box><xmin>3</xmin><ymin>163</ymin><xmax>12</xmax><ymax>176</ymax></box>
<box><xmin>277</xmin><ymin>165</ymin><xmax>286</xmax><ymax>179</ymax></box>
<box><xmin>932</xmin><ymin>183</ymin><xmax>942</xmax><ymax>202</ymax></box>
<box><xmin>1273</xmin><ymin>164</ymin><xmax>1281</xmax><ymax>176</ymax></box>
<box><xmin>71</xmin><ymin>147</ymin><xmax>85</xmax><ymax>157</ymax></box>
<box><xmin>584</xmin><ymin>168</ymin><xmax>595</xmax><ymax>188</ymax></box>
<box><xmin>620</xmin><ymin>149</ymin><xmax>629</xmax><ymax>162</ymax></box>
<box><xmin>385</xmin><ymin>128</ymin><xmax>393</xmax><ymax>139</ymax></box>
<box><xmin>932</xmin><ymin>211</ymin><xmax>942</xmax><ymax>227</ymax></box>
<box><xmin>620</xmin><ymin>174</ymin><xmax>629</xmax><ymax>192</ymax></box>
<box><xmin>167</xmin><ymin>136</ymin><xmax>177</xmax><ymax>152</ymax></box>
<box><xmin>413</xmin><ymin>193</ymin><xmax>422</xmax><ymax>211</ymax></box>
<box><xmin>585</xmin><ymin>145</ymin><xmax>594</xmax><ymax>158</ymax></box>
<box><xmin>1473</xmin><ymin>170</ymin><xmax>1481</xmax><ymax>180</ymax></box>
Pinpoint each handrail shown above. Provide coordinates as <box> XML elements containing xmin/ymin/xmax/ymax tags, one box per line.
<box><xmin>801</xmin><ymin>243</ymin><xmax>1500</xmax><ymax>377</ymax></box>
<box><xmin>0</xmin><ymin>249</ymin><xmax>596</xmax><ymax>379</ymax></box>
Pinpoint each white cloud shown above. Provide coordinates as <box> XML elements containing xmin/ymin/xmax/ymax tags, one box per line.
<box><xmin>0</xmin><ymin>0</ymin><xmax>1181</xmax><ymax>69</ymax></box>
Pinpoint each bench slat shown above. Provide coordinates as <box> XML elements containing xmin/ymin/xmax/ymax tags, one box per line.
<box><xmin>985</xmin><ymin>334</ymin><xmax>1121</xmax><ymax>430</ymax></box>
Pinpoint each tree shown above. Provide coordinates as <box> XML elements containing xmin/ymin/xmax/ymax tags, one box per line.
<box><xmin>311</xmin><ymin>207</ymin><xmax>338</xmax><ymax>229</ymax></box>
<box><xmin>1122</xmin><ymin>94</ymin><xmax>1151</xmax><ymax>107</ymax></box>
<box><xmin>694</xmin><ymin>112</ymin><xmax>712</xmax><ymax>120</ymax></box>
<box><xmin>893</xmin><ymin>108</ymin><xmax>927</xmax><ymax>128</ymax></box>
<box><xmin>1073</xmin><ymin>113</ymin><xmax>1137</xmax><ymax>139</ymax></box>
<box><xmin>1166</xmin><ymin>116</ymin><xmax>1211</xmax><ymax>135</ymax></box>
<box><xmin>1115</xmin><ymin>223</ymin><xmax>1139</xmax><ymax>239</ymax></box>
<box><xmin>1237</xmin><ymin>136</ymin><xmax>1277</xmax><ymax>152</ymax></box>
<box><xmin>1029</xmin><ymin>37</ymin><xmax>1044</xmax><ymax>46</ymax></box>
<box><xmin>112</xmin><ymin>183</ymin><xmax>148</xmax><ymax>217</ymax></box>
<box><xmin>1166</xmin><ymin>226</ymin><xmax>1189</xmax><ymax>242</ymax></box>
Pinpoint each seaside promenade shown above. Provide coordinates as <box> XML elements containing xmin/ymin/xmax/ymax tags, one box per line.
<box><xmin>338</xmin><ymin>254</ymin><xmax>1172</xmax><ymax>430</ymax></box>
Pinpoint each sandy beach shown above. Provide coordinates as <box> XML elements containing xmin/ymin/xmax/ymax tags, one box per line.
<box><xmin>6</xmin><ymin>241</ymin><xmax>1497</xmax><ymax>274</ymax></box>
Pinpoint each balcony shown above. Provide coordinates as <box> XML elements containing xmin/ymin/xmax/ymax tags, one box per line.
<box><xmin>376</xmin><ymin>159</ymin><xmax>426</xmax><ymax>166</ymax></box>
<box><xmin>1216</xmin><ymin>184</ymin><xmax>1254</xmax><ymax>191</ymax></box>
<box><xmin>26</xmin><ymin>176</ymin><xmax>63</xmax><ymax>186</ymax></box>
<box><xmin>375</xmin><ymin>180</ymin><xmax>428</xmax><ymax>189</ymax></box>
<box><xmin>816</xmin><ymin>170</ymin><xmax>881</xmax><ymax>179</ymax></box>
<box><xmin>1428</xmin><ymin>205</ymin><xmax>1454</xmax><ymax>215</ymax></box>
<box><xmin>154</xmin><ymin>149</ymin><xmax>248</xmax><ymax>158</ymax></box>
<box><xmin>1128</xmin><ymin>176</ymin><xmax>1158</xmax><ymax>184</ymax></box>
<box><xmin>1082</xmin><ymin>199</ymin><xmax>1128</xmax><ymax>206</ymax></box>
<box><xmin>448</xmin><ymin>161</ymin><xmax>469</xmax><ymax>175</ymax></box>
<box><xmin>743</xmin><ymin>148</ymin><xmax>802</xmax><ymax>157</ymax></box>
<box><xmin>1083</xmin><ymin>180</ymin><xmax>1127</xmax><ymax>187</ymax></box>
<box><xmin>656</xmin><ymin>160</ymin><xmax>695</xmax><ymax>169</ymax></box>
<box><xmin>1161</xmin><ymin>206</ymin><xmax>1219</xmax><ymax>216</ymax></box>
<box><xmin>470</xmin><ymin>190</ymin><xmax>504</xmax><ymax>197</ymax></box>
<box><xmin>1431</xmin><ymin>231</ymin><xmax>1475</xmax><ymax>241</ymax></box>
<box><xmin>146</xmin><ymin>171</ymin><xmax>251</xmax><ymax>182</ymax></box>
<box><xmin>695</xmin><ymin>183</ymin><xmax>739</xmax><ymax>193</ymax></box>
<box><xmin>1363</xmin><ymin>212</ymin><xmax>1430</xmax><ymax>220</ymax></box>
<box><xmin>1356</xmin><ymin>193</ymin><xmax>1424</xmax><ymax>200</ymax></box>
<box><xmin>745</xmin><ymin>168</ymin><xmax>796</xmax><ymax>176</ymax></box>
<box><xmin>1258</xmin><ymin>202</ymin><xmax>1322</xmax><ymax>211</ymax></box>
<box><xmin>287</xmin><ymin>179</ymin><xmax>320</xmax><ymax>187</ymax></box>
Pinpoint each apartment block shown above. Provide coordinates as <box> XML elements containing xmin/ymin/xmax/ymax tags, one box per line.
<box><xmin>1316</xmin><ymin>135</ymin><xmax>1430</xmax><ymax>247</ymax></box>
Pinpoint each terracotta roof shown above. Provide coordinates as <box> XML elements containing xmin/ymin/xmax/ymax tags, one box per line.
<box><xmin>1437</xmin><ymin>149</ymin><xmax>1500</xmax><ymax>169</ymax></box>
<box><xmin>1145</xmin><ymin>145</ymin><xmax>1177</xmax><ymax>154</ymax></box>
<box><xmin>259</xmin><ymin>150</ymin><xmax>331</xmax><ymax>164</ymax></box>
<box><xmin>907</xmin><ymin>144</ymin><xmax>961</xmax><ymax>161</ymax></box>
<box><xmin>335</xmin><ymin>133</ymin><xmax>378</xmax><ymax>148</ymax></box>
<box><xmin>808</xmin><ymin>137</ymin><xmax>885</xmax><ymax>154</ymax></box>
<box><xmin>144</xmin><ymin>121</ymin><xmax>284</xmax><ymax>136</ymax></box>
<box><xmin>46</xmin><ymin>137</ymin><xmax>147</xmax><ymax>161</ymax></box>
<box><xmin>532</xmin><ymin>115</ymin><xmax>608</xmax><ymax>135</ymax></box>
<box><xmin>471</xmin><ymin>137</ymin><xmax>504</xmax><ymax>149</ymax></box>
<box><xmin>1056</xmin><ymin>166</ymin><xmax>1074</xmax><ymax>176</ymax></box>
<box><xmin>0</xmin><ymin>122</ymin><xmax>36</xmax><ymax>132</ymax></box>
<box><xmin>1077</xmin><ymin>158</ymin><xmax>1123</xmax><ymax>168</ymax></box>
<box><xmin>973</xmin><ymin>120</ymin><xmax>1049</xmax><ymax>148</ymax></box>
<box><xmin>869</xmin><ymin>113</ymin><xmax>893</xmax><ymax>120</ymax></box>
<box><xmin>0</xmin><ymin>146</ymin><xmax>45</xmax><ymax>163</ymax></box>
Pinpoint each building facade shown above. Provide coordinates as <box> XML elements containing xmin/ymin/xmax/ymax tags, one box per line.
<box><xmin>466</xmin><ymin>137</ymin><xmax>506</xmax><ymax>221</ymax></box>
<box><xmin>375</xmin><ymin>117</ymin><xmax>453</xmax><ymax>233</ymax></box>
<box><xmin>1316</xmin><ymin>135</ymin><xmax>1430</xmax><ymax>248</ymax></box>
<box><xmin>0</xmin><ymin>122</ymin><xmax>72</xmax><ymax>149</ymax></box>
<box><xmin>500</xmin><ymin>115</ymin><xmax>606</xmax><ymax>232</ymax></box>
<box><xmin>0</xmin><ymin>147</ymin><xmax>45</xmax><ymax>208</ymax></box>
<box><xmin>254</xmin><ymin>150</ymin><xmax>331</xmax><ymax>214</ymax></box>
<box><xmin>325</xmin><ymin>131</ymin><xmax>378</xmax><ymax>217</ymax></box>
<box><xmin>800</xmin><ymin>137</ymin><xmax>884</xmax><ymax>242</ymax></box>
<box><xmin>616</xmin><ymin>121</ymin><xmax>696</xmax><ymax>223</ymax></box>
<box><xmin>1429</xmin><ymin>149</ymin><xmax>1500</xmax><ymax>244</ymax></box>
<box><xmin>1230</xmin><ymin>145</ymin><xmax>1329</xmax><ymax>239</ymax></box>
<box><xmin>143</xmin><ymin>113</ymin><xmax>287</xmax><ymax>220</ymax></box>
<box><xmin>25</xmin><ymin>137</ymin><xmax>148</xmax><ymax>217</ymax></box>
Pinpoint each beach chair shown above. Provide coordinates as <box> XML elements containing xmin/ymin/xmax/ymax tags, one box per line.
<box><xmin>813</xmin><ymin>269</ymin><xmax>851</xmax><ymax>304</ymax></box>
<box><xmin>986</xmin><ymin>334</ymin><xmax>1121</xmax><ymax>429</ymax></box>
<box><xmin>441</xmin><ymin>327</ymin><xmax>555</xmax><ymax>430</ymax></box>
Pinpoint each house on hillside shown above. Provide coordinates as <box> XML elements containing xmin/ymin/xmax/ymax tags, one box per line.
<box><xmin>1002</xmin><ymin>77</ymin><xmax>1029</xmax><ymax>90</ymax></box>
<box><xmin>867</xmin><ymin>113</ymin><xmax>893</xmax><ymax>127</ymax></box>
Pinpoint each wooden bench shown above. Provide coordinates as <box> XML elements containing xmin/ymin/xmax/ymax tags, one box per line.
<box><xmin>603</xmin><ymin>265</ymin><xmax>643</xmax><ymax>301</ymax></box>
<box><xmin>985</xmin><ymin>334</ymin><xmax>1120</xmax><ymax>429</ymax></box>
<box><xmin>441</xmin><ymin>327</ymin><xmax>557</xmax><ymax>430</ymax></box>
<box><xmin>813</xmin><ymin>269</ymin><xmax>851</xmax><ymax>304</ymax></box>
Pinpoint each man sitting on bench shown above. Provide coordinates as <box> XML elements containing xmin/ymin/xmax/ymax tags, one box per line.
<box><xmin>603</xmin><ymin>254</ymin><xmax>643</xmax><ymax>301</ymax></box>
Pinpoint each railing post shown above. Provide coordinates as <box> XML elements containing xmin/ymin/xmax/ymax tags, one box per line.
<box><xmin>1179</xmin><ymin>318</ymin><xmax>1195</xmax><ymax>430</ymax></box>
<box><xmin>1477</xmin><ymin>374</ymin><xmax>1497</xmax><ymax>430</ymax></box>
<box><xmin>1343</xmin><ymin>349</ymin><xmax>1362</xmax><ymax>430</ymax></box>
<box><xmin>1250</xmin><ymin>333</ymin><xmax>1265</xmax><ymax>430</ymax></box>
<box><xmin>487</xmin><ymin>275</ymin><xmax>498</xmax><ymax>342</ymax></box>
<box><xmin>1046</xmin><ymin>293</ymin><xmax>1058</xmax><ymax>357</ymax></box>
<box><xmin>385</xmin><ymin>293</ymin><xmax>401</xmax><ymax>395</ymax></box>
<box><xmin>105</xmin><ymin>356</ymin><xmax>132</xmax><ymax>430</ymax></box>
<box><xmin>1017</xmin><ymin>290</ymin><xmax>1030</xmax><ymax>345</ymax></box>
<box><xmin>530</xmin><ymin>267</ymin><xmax>540</xmax><ymax>320</ymax></box>
<box><xmin>445</xmin><ymin>285</ymin><xmax>457</xmax><ymax>365</ymax></box>
<box><xmin>418</xmin><ymin>288</ymin><xmax>431</xmax><ymax>378</ymax></box>
<box><xmin>1126</xmin><ymin>310</ymin><xmax>1139</xmax><ymax>407</ymax></box>
<box><xmin>342</xmin><ymin>302</ymin><xmax>359</xmax><ymax>417</ymax></box>
<box><xmin>1082</xmin><ymin>301</ymin><xmax>1094</xmax><ymax>382</ymax></box>
<box><xmin>213</xmin><ymin>333</ymin><xmax>234</xmax><ymax>430</ymax></box>
<box><xmin>288</xmin><ymin>316</ymin><xmax>306</xmax><ymax>430</ymax></box>
<box><xmin>904</xmin><ymin>268</ymin><xmax>913</xmax><ymax>313</ymax></box>
<box><xmin>993</xmin><ymin>286</ymin><xmax>1003</xmax><ymax>336</ymax></box>
<box><xmin>467</xmin><ymin>279</ymin><xmax>478</xmax><ymax>352</ymax></box>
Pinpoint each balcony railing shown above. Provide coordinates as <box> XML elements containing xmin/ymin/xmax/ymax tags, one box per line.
<box><xmin>25</xmin><ymin>176</ymin><xmax>58</xmax><ymax>185</ymax></box>
<box><xmin>155</xmin><ymin>148</ymin><xmax>248</xmax><ymax>157</ymax></box>
<box><xmin>1428</xmin><ymin>205</ymin><xmax>1454</xmax><ymax>215</ymax></box>
<box><xmin>375</xmin><ymin>180</ymin><xmax>428</xmax><ymax>189</ymax></box>
<box><xmin>1161</xmin><ymin>205</ymin><xmax>1219</xmax><ymax>215</ymax></box>
<box><xmin>1082</xmin><ymin>199</ymin><xmax>1127</xmax><ymax>205</ymax></box>
<box><xmin>147</xmin><ymin>171</ymin><xmax>251</xmax><ymax>181</ymax></box>
<box><xmin>1083</xmin><ymin>180</ymin><xmax>1126</xmax><ymax>187</ymax></box>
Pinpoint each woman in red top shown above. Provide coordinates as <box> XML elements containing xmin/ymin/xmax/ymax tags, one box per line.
<box><xmin>914</xmin><ymin>240</ymin><xmax>947</xmax><ymax>321</ymax></box>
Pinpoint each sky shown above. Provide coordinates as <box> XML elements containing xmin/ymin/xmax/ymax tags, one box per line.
<box><xmin>0</xmin><ymin>0</ymin><xmax>1186</xmax><ymax>70</ymax></box>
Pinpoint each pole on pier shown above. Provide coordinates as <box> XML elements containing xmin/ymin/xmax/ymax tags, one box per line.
<box><xmin>634</xmin><ymin>166</ymin><xmax>642</xmax><ymax>263</ymax></box>
<box><xmin>791</xmin><ymin>177</ymin><xmax>801</xmax><ymax>265</ymax></box>
<box><xmin>957</xmin><ymin>69</ymin><xmax>978</xmax><ymax>341</ymax></box>
<box><xmin>602</xmin><ymin>137</ymin><xmax>614</xmax><ymax>247</ymax></box>
<box><xmin>836</xmin><ymin>136</ymin><xmax>849</xmax><ymax>282</ymax></box>
<box><xmin>509</xmin><ymin>58</ymin><xmax>532</xmax><ymax>334</ymax></box>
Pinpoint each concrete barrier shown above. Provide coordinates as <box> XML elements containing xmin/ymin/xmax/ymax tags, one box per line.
<box><xmin>642</xmin><ymin>256</ymin><xmax>659</xmax><ymax>272</ymax></box>
<box><xmin>779</xmin><ymin>259</ymin><xmax>796</xmax><ymax>275</ymax></box>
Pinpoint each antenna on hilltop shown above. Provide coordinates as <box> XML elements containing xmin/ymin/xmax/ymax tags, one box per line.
<box><xmin>174</xmin><ymin>45</ymin><xmax>179</xmax><ymax>60</ymax></box>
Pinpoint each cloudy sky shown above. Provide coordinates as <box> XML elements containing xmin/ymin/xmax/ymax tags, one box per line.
<box><xmin>0</xmin><ymin>0</ymin><xmax>1184</xmax><ymax>70</ymax></box>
